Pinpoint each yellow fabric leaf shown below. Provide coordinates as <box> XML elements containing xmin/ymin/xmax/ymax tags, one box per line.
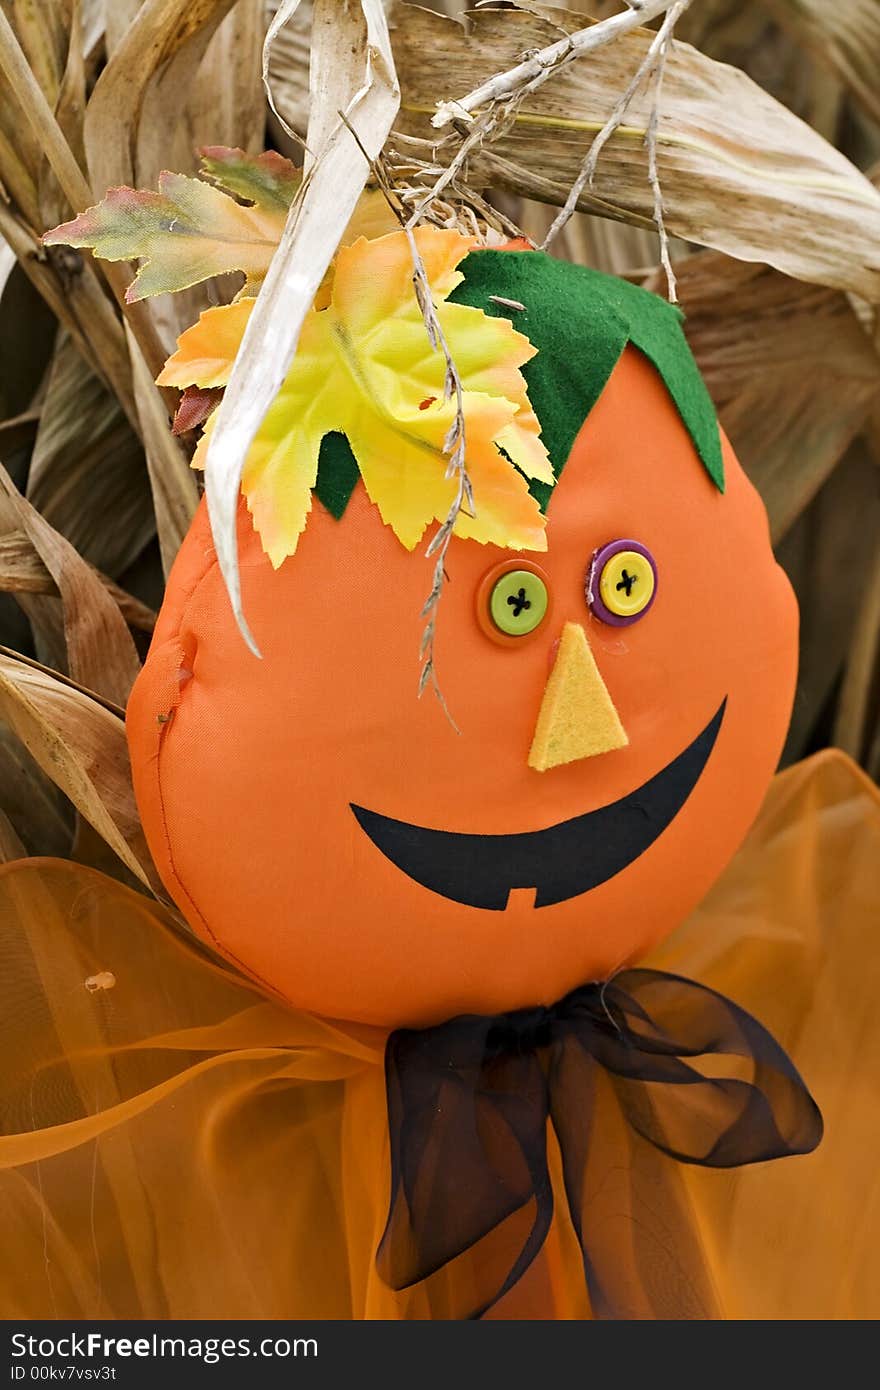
<box><xmin>345</xmin><ymin>392</ymin><xmax>547</xmax><ymax>554</ymax></box>
<box><xmin>158</xmin><ymin>194</ymin><xmax>400</xmax><ymax>390</ymax></box>
<box><xmin>166</xmin><ymin>228</ymin><xmax>553</xmax><ymax>562</ymax></box>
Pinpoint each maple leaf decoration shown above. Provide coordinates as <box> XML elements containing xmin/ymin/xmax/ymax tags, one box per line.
<box><xmin>44</xmin><ymin>153</ymin><xmax>552</xmax><ymax>562</ymax></box>
<box><xmin>159</xmin><ymin>227</ymin><xmax>554</xmax><ymax>564</ymax></box>
<box><xmin>43</xmin><ymin>146</ymin><xmax>396</xmax><ymax>303</ymax></box>
<box><xmin>43</xmin><ymin>149</ymin><xmax>298</xmax><ymax>302</ymax></box>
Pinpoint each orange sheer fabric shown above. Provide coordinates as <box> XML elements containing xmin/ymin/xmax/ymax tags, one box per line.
<box><xmin>0</xmin><ymin>856</ymin><xmax>585</xmax><ymax>1318</ymax></box>
<box><xmin>0</xmin><ymin>749</ymin><xmax>876</xmax><ymax>1319</ymax></box>
<box><xmin>652</xmin><ymin>750</ymin><xmax>880</xmax><ymax>1319</ymax></box>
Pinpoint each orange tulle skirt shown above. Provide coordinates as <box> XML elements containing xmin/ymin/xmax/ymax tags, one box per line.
<box><xmin>0</xmin><ymin>749</ymin><xmax>877</xmax><ymax>1319</ymax></box>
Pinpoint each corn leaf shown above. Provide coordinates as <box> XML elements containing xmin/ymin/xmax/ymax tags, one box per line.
<box><xmin>202</xmin><ymin>0</ymin><xmax>400</xmax><ymax>654</ymax></box>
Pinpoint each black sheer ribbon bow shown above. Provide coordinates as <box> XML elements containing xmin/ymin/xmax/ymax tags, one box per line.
<box><xmin>377</xmin><ymin>969</ymin><xmax>822</xmax><ymax>1319</ymax></box>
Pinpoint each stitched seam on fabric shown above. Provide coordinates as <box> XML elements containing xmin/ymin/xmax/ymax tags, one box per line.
<box><xmin>149</xmin><ymin>555</ymin><xmax>284</xmax><ymax>1001</ymax></box>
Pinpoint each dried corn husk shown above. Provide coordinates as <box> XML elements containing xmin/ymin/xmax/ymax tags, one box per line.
<box><xmin>392</xmin><ymin>3</ymin><xmax>880</xmax><ymax>299</ymax></box>
<box><xmin>0</xmin><ymin>648</ymin><xmax>160</xmax><ymax>890</ymax></box>
<box><xmin>767</xmin><ymin>0</ymin><xmax>880</xmax><ymax>125</ymax></box>
<box><xmin>662</xmin><ymin>252</ymin><xmax>880</xmax><ymax>540</ymax></box>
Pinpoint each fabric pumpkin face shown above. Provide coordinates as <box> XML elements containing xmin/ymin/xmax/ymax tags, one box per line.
<box><xmin>127</xmin><ymin>267</ymin><xmax>797</xmax><ymax>1029</ymax></box>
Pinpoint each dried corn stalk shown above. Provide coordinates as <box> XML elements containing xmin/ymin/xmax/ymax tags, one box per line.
<box><xmin>203</xmin><ymin>0</ymin><xmax>401</xmax><ymax>653</ymax></box>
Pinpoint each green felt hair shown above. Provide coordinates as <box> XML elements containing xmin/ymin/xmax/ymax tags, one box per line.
<box><xmin>314</xmin><ymin>249</ymin><xmax>723</xmax><ymax>520</ymax></box>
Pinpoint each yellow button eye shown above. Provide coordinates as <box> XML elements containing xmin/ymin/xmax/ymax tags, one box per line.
<box><xmin>590</xmin><ymin>541</ymin><xmax>657</xmax><ymax>625</ymax></box>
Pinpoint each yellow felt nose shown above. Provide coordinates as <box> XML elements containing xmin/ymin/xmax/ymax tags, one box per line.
<box><xmin>528</xmin><ymin>622</ymin><xmax>629</xmax><ymax>771</ymax></box>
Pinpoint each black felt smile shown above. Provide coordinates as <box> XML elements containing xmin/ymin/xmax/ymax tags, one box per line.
<box><xmin>351</xmin><ymin>701</ymin><xmax>726</xmax><ymax>910</ymax></box>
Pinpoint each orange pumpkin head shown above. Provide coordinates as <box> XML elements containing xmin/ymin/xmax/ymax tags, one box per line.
<box><xmin>127</xmin><ymin>249</ymin><xmax>798</xmax><ymax>1028</ymax></box>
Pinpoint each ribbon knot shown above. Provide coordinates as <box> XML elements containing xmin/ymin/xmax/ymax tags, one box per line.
<box><xmin>484</xmin><ymin>1004</ymin><xmax>555</xmax><ymax>1058</ymax></box>
<box><xmin>377</xmin><ymin>969</ymin><xmax>822</xmax><ymax>1320</ymax></box>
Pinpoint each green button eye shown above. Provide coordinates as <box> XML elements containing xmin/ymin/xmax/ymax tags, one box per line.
<box><xmin>489</xmin><ymin>568</ymin><xmax>549</xmax><ymax>637</ymax></box>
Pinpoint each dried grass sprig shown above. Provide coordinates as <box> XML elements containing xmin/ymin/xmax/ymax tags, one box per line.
<box><xmin>431</xmin><ymin>0</ymin><xmax>679</xmax><ymax>126</ymax></box>
<box><xmin>407</xmin><ymin>222</ymin><xmax>472</xmax><ymax>724</ymax></box>
<box><xmin>331</xmin><ymin>116</ymin><xmax>484</xmax><ymax>721</ymax></box>
<box><xmin>398</xmin><ymin>5</ymin><xmax>696</xmax><ymax>709</ymax></box>
<box><xmin>393</xmin><ymin>4</ymin><xmax>694</xmax><ymax>710</ymax></box>
<box><xmin>540</xmin><ymin>0</ymin><xmax>694</xmax><ymax>302</ymax></box>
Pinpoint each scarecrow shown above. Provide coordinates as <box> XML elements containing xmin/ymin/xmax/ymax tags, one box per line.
<box><xmin>0</xmin><ymin>154</ymin><xmax>877</xmax><ymax>1319</ymax></box>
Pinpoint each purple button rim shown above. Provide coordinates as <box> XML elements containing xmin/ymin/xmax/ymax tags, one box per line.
<box><xmin>587</xmin><ymin>539</ymin><xmax>658</xmax><ymax>627</ymax></box>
